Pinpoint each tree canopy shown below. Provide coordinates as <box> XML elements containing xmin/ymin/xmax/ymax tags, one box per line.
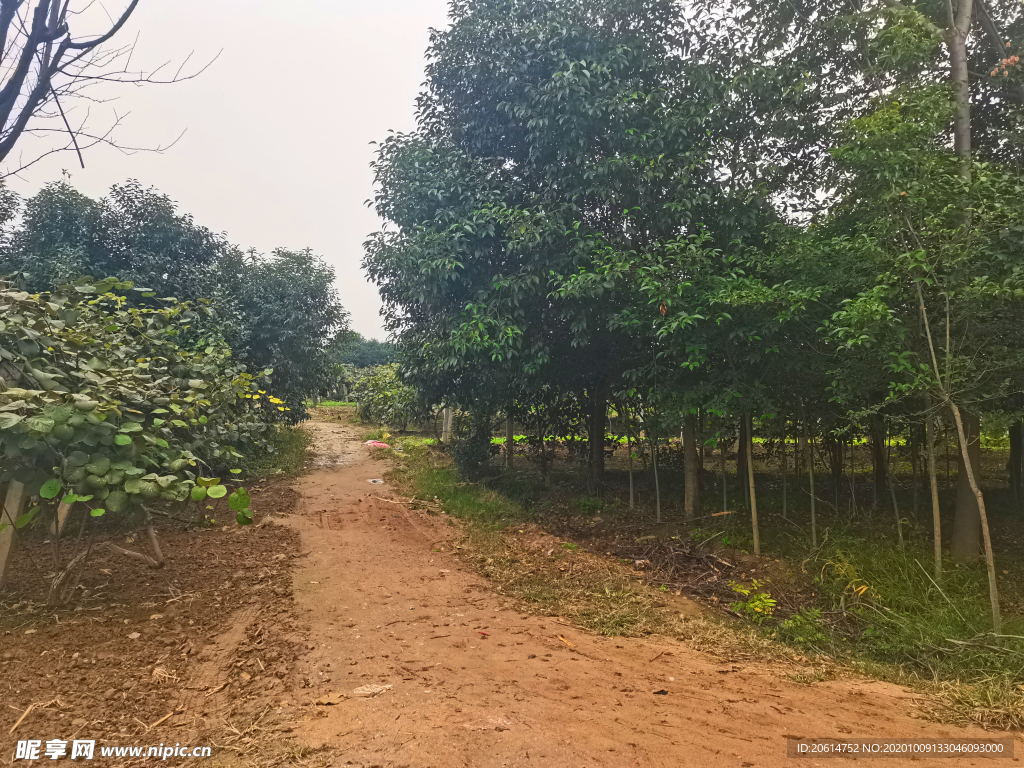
<box><xmin>367</xmin><ymin>0</ymin><xmax>1024</xmax><ymax>629</ymax></box>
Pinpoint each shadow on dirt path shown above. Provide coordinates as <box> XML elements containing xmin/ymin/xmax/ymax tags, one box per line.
<box><xmin>281</xmin><ymin>418</ymin><xmax>1010</xmax><ymax>768</ymax></box>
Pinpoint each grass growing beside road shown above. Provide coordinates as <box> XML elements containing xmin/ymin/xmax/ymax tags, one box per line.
<box><xmin>379</xmin><ymin>434</ymin><xmax>1024</xmax><ymax>730</ymax></box>
<box><xmin>387</xmin><ymin>437</ymin><xmax>788</xmax><ymax>648</ymax></box>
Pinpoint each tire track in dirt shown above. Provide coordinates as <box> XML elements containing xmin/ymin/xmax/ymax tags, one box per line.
<box><xmin>279</xmin><ymin>418</ymin><xmax>1013</xmax><ymax>768</ymax></box>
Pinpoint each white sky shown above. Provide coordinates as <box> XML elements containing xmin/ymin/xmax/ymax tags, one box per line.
<box><xmin>6</xmin><ymin>0</ymin><xmax>453</xmax><ymax>340</ymax></box>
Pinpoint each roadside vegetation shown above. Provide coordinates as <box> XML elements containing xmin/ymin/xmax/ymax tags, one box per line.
<box><xmin>351</xmin><ymin>0</ymin><xmax>1024</xmax><ymax>733</ymax></box>
<box><xmin>0</xmin><ymin>184</ymin><xmax>348</xmax><ymax>598</ymax></box>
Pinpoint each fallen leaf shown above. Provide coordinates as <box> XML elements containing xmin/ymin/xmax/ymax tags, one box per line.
<box><xmin>557</xmin><ymin>635</ymin><xmax>575</xmax><ymax>648</ymax></box>
<box><xmin>127</xmin><ymin>632</ymin><xmax>141</xmax><ymax>640</ymax></box>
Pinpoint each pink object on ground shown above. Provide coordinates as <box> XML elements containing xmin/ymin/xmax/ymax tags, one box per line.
<box><xmin>365</xmin><ymin>440</ymin><xmax>391</xmax><ymax>448</ymax></box>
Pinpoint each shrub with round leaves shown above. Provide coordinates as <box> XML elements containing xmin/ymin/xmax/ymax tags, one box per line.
<box><xmin>0</xmin><ymin>277</ymin><xmax>278</xmax><ymax>524</ymax></box>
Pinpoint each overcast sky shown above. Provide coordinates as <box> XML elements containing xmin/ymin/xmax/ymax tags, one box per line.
<box><xmin>6</xmin><ymin>0</ymin><xmax>453</xmax><ymax>340</ymax></box>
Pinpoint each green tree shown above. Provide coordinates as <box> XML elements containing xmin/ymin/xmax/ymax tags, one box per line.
<box><xmin>337</xmin><ymin>333</ymin><xmax>395</xmax><ymax>368</ymax></box>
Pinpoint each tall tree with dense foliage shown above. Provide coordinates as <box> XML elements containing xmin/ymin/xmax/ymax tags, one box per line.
<box><xmin>0</xmin><ymin>181</ymin><xmax>351</xmax><ymax>417</ymax></box>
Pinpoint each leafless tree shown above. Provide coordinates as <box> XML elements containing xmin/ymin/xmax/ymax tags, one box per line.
<box><xmin>0</xmin><ymin>0</ymin><xmax>213</xmax><ymax>177</ymax></box>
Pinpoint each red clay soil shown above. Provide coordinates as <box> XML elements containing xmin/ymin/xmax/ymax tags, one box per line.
<box><xmin>0</xmin><ymin>418</ymin><xmax>1016</xmax><ymax>767</ymax></box>
<box><xmin>282</xmin><ymin>420</ymin><xmax>1014</xmax><ymax>768</ymax></box>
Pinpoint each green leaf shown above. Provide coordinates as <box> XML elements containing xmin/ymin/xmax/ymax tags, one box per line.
<box><xmin>40</xmin><ymin>478</ymin><xmax>62</xmax><ymax>499</ymax></box>
<box><xmin>90</xmin><ymin>508</ymin><xmax>105</xmax><ymax>517</ymax></box>
<box><xmin>191</xmin><ymin>486</ymin><xmax>208</xmax><ymax>501</ymax></box>
<box><xmin>207</xmin><ymin>485</ymin><xmax>228</xmax><ymax>499</ymax></box>
<box><xmin>229</xmin><ymin>469</ymin><xmax>242</xmax><ymax>474</ymax></box>
<box><xmin>236</xmin><ymin>510</ymin><xmax>254</xmax><ymax>526</ymax></box>
<box><xmin>119</xmin><ymin>422</ymin><xmax>143</xmax><ymax>433</ymax></box>
<box><xmin>198</xmin><ymin>415</ymin><xmax>208</xmax><ymax>424</ymax></box>
<box><xmin>61</xmin><ymin>493</ymin><xmax>79</xmax><ymax>505</ymax></box>
<box><xmin>15</xmin><ymin>507</ymin><xmax>39</xmax><ymax>528</ymax></box>
<box><xmin>25</xmin><ymin>416</ymin><xmax>55</xmax><ymax>434</ymax></box>
<box><xmin>197</xmin><ymin>477</ymin><xmax>220</xmax><ymax>488</ymax></box>
<box><xmin>228</xmin><ymin>487</ymin><xmax>251</xmax><ymax>511</ymax></box>
<box><xmin>85</xmin><ymin>458</ymin><xmax>111</xmax><ymax>476</ymax></box>
<box><xmin>0</xmin><ymin>412</ymin><xmax>24</xmax><ymax>429</ymax></box>
<box><xmin>106</xmin><ymin>491</ymin><xmax>129</xmax><ymax>513</ymax></box>
<box><xmin>114</xmin><ymin>434</ymin><xmax>133</xmax><ymax>446</ymax></box>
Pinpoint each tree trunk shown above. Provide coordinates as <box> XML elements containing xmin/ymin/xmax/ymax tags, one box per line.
<box><xmin>911</xmin><ymin>425</ymin><xmax>920</xmax><ymax>517</ymax></box>
<box><xmin>945</xmin><ymin>2</ymin><xmax>973</xmax><ymax>182</ymax></box>
<box><xmin>926</xmin><ymin>407</ymin><xmax>942</xmax><ymax>581</ymax></box>
<box><xmin>587</xmin><ymin>387</ymin><xmax>607</xmax><ymax>497</ymax></box>
<box><xmin>683</xmin><ymin>411</ymin><xmax>699</xmax><ymax>521</ymax></box>
<box><xmin>850</xmin><ymin>436</ymin><xmax>857</xmax><ymax>513</ymax></box>
<box><xmin>781</xmin><ymin>421</ymin><xmax>788</xmax><ymax>518</ymax></box>
<box><xmin>539</xmin><ymin>419</ymin><xmax>551</xmax><ymax>487</ymax></box>
<box><xmin>1009</xmin><ymin>421</ymin><xmax>1023</xmax><ymax>513</ymax></box>
<box><xmin>442</xmin><ymin>407</ymin><xmax>453</xmax><ymax>444</ymax></box>
<box><xmin>0</xmin><ymin>481</ymin><xmax>28</xmax><ymax>590</ymax></box>
<box><xmin>806</xmin><ymin>418</ymin><xmax>816</xmax><ymax>549</ymax></box>
<box><xmin>947</xmin><ymin>400</ymin><xmax>1001</xmax><ymax>633</ymax></box>
<box><xmin>626</xmin><ymin>425</ymin><xmax>634</xmax><ymax>510</ymax></box>
<box><xmin>745</xmin><ymin>412</ymin><xmax>760</xmax><ymax>556</ymax></box>
<box><xmin>651</xmin><ymin>429</ymin><xmax>661</xmax><ymax>524</ymax></box>
<box><xmin>720</xmin><ymin>441</ymin><xmax>728</xmax><ymax>513</ymax></box>
<box><xmin>797</xmin><ymin>429</ymin><xmax>807</xmax><ymax>475</ymax></box>
<box><xmin>737</xmin><ymin>420</ymin><xmax>747</xmax><ymax>483</ymax></box>
<box><xmin>950</xmin><ymin>409</ymin><xmax>983</xmax><ymax>560</ymax></box>
<box><xmin>505</xmin><ymin>409</ymin><xmax>514</xmax><ymax>469</ymax></box>
<box><xmin>698</xmin><ymin>408</ymin><xmax>706</xmax><ymax>488</ymax></box>
<box><xmin>870</xmin><ymin>414</ymin><xmax>887</xmax><ymax>507</ymax></box>
<box><xmin>738</xmin><ymin>418</ymin><xmax>750</xmax><ymax>510</ymax></box>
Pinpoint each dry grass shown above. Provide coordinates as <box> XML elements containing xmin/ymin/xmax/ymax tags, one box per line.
<box><xmin>930</xmin><ymin>677</ymin><xmax>1024</xmax><ymax>731</ymax></box>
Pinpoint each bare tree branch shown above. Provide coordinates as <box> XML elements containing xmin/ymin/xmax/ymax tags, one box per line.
<box><xmin>0</xmin><ymin>0</ymin><xmax>211</xmax><ymax>173</ymax></box>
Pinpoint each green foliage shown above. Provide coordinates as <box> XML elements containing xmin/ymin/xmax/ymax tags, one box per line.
<box><xmin>0</xmin><ymin>182</ymin><xmax>351</xmax><ymax>420</ymax></box>
<box><xmin>448</xmin><ymin>435</ymin><xmax>498</xmax><ymax>479</ymax></box>
<box><xmin>0</xmin><ymin>277</ymin><xmax>273</xmax><ymax>523</ymax></box>
<box><xmin>728</xmin><ymin>579</ymin><xmax>777</xmax><ymax>625</ymax></box>
<box><xmin>777</xmin><ymin>609</ymin><xmax>827</xmax><ymax>648</ymax></box>
<box><xmin>209</xmin><ymin>248</ymin><xmax>350</xmax><ymax>421</ymax></box>
<box><xmin>350</xmin><ymin>364</ymin><xmax>419</xmax><ymax>429</ymax></box>
<box><xmin>394</xmin><ymin>439</ymin><xmax>528</xmax><ymax>528</ymax></box>
<box><xmin>232</xmin><ymin>425</ymin><xmax>311</xmax><ymax>479</ymax></box>
<box><xmin>336</xmin><ymin>333</ymin><xmax>395</xmax><ymax>368</ymax></box>
<box><xmin>3</xmin><ymin>180</ymin><xmax>231</xmax><ymax>299</ymax></box>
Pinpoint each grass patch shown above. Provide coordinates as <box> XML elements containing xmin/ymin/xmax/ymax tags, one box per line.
<box><xmin>383</xmin><ymin>433</ymin><xmax>1024</xmax><ymax>728</ymax></box>
<box><xmin>387</xmin><ymin>438</ymin><xmax>807</xmax><ymax>651</ymax></box>
<box><xmin>934</xmin><ymin>677</ymin><xmax>1024</xmax><ymax>730</ymax></box>
<box><xmin>391</xmin><ymin>438</ymin><xmax>528</xmax><ymax>528</ymax></box>
<box><xmin>315</xmin><ymin>400</ymin><xmax>356</xmax><ymax>408</ymax></box>
<box><xmin>236</xmin><ymin>425</ymin><xmax>311</xmax><ymax>478</ymax></box>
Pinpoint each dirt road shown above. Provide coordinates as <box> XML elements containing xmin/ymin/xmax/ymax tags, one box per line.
<box><xmin>275</xmin><ymin>419</ymin><xmax>1011</xmax><ymax>768</ymax></box>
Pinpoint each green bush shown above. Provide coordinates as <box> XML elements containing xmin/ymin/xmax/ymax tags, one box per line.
<box><xmin>0</xmin><ymin>277</ymin><xmax>274</xmax><ymax>524</ymax></box>
<box><xmin>449</xmin><ymin>431</ymin><xmax>498</xmax><ymax>478</ymax></box>
<box><xmin>350</xmin><ymin>364</ymin><xmax>418</xmax><ymax>428</ymax></box>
